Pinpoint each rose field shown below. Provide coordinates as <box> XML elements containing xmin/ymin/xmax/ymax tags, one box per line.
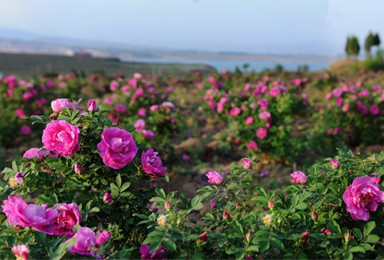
<box><xmin>3</xmin><ymin>67</ymin><xmax>384</xmax><ymax>259</ymax></box>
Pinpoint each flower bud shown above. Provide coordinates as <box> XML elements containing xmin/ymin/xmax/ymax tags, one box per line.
<box><xmin>311</xmin><ymin>210</ymin><xmax>318</xmax><ymax>220</ymax></box>
<box><xmin>242</xmin><ymin>158</ymin><xmax>252</xmax><ymax>169</ymax></box>
<box><xmin>268</xmin><ymin>200</ymin><xmax>274</xmax><ymax>210</ymax></box>
<box><xmin>223</xmin><ymin>210</ymin><xmax>230</xmax><ymax>220</ymax></box>
<box><xmin>87</xmin><ymin>99</ymin><xmax>98</xmax><ymax>112</ymax></box>
<box><xmin>331</xmin><ymin>158</ymin><xmax>340</xmax><ymax>169</ymax></box>
<box><xmin>164</xmin><ymin>201</ymin><xmax>170</xmax><ymax>211</ymax></box>
<box><xmin>301</xmin><ymin>231</ymin><xmax>309</xmax><ymax>243</ymax></box>
<box><xmin>210</xmin><ymin>200</ymin><xmax>217</xmax><ymax>209</ymax></box>
<box><xmin>245</xmin><ymin>232</ymin><xmax>252</xmax><ymax>243</ymax></box>
<box><xmin>344</xmin><ymin>231</ymin><xmax>350</xmax><ymax>243</ymax></box>
<box><xmin>74</xmin><ymin>164</ymin><xmax>83</xmax><ymax>174</ymax></box>
<box><xmin>200</xmin><ymin>231</ymin><xmax>207</xmax><ymax>243</ymax></box>
<box><xmin>103</xmin><ymin>192</ymin><xmax>113</xmax><ymax>203</ymax></box>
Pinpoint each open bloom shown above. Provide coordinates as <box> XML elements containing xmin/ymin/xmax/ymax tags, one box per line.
<box><xmin>2</xmin><ymin>195</ymin><xmax>58</xmax><ymax>234</ymax></box>
<box><xmin>67</xmin><ymin>227</ymin><xmax>110</xmax><ymax>258</ymax></box>
<box><xmin>97</xmin><ymin>127</ymin><xmax>138</xmax><ymax>169</ymax></box>
<box><xmin>23</xmin><ymin>147</ymin><xmax>58</xmax><ymax>161</ymax></box>
<box><xmin>12</xmin><ymin>244</ymin><xmax>29</xmax><ymax>260</ymax></box>
<box><xmin>141</xmin><ymin>149</ymin><xmax>167</xmax><ymax>177</ymax></box>
<box><xmin>290</xmin><ymin>171</ymin><xmax>307</xmax><ymax>184</ymax></box>
<box><xmin>343</xmin><ymin>176</ymin><xmax>384</xmax><ymax>221</ymax></box>
<box><xmin>256</xmin><ymin>128</ymin><xmax>267</xmax><ymax>139</ymax></box>
<box><xmin>206</xmin><ymin>171</ymin><xmax>223</xmax><ymax>184</ymax></box>
<box><xmin>52</xmin><ymin>203</ymin><xmax>81</xmax><ymax>236</ymax></box>
<box><xmin>42</xmin><ymin>120</ymin><xmax>80</xmax><ymax>157</ymax></box>
<box><xmin>140</xmin><ymin>244</ymin><xmax>167</xmax><ymax>260</ymax></box>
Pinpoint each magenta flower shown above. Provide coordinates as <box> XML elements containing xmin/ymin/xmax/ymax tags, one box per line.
<box><xmin>20</xmin><ymin>125</ymin><xmax>31</xmax><ymax>135</ymax></box>
<box><xmin>15</xmin><ymin>172</ymin><xmax>23</xmax><ymax>185</ymax></box>
<box><xmin>52</xmin><ymin>203</ymin><xmax>81</xmax><ymax>236</ymax></box>
<box><xmin>141</xmin><ymin>149</ymin><xmax>167</xmax><ymax>177</ymax></box>
<box><xmin>258</xmin><ymin>99</ymin><xmax>269</xmax><ymax>110</ymax></box>
<box><xmin>115</xmin><ymin>104</ymin><xmax>126</xmax><ymax>114</ymax></box>
<box><xmin>150</xmin><ymin>105</ymin><xmax>159</xmax><ymax>111</ymax></box>
<box><xmin>230</xmin><ymin>107</ymin><xmax>241</xmax><ymax>117</ymax></box>
<box><xmin>42</xmin><ymin>120</ymin><xmax>80</xmax><ymax>157</ymax></box>
<box><xmin>16</xmin><ymin>108</ymin><xmax>26</xmax><ymax>118</ymax></box>
<box><xmin>369</xmin><ymin>105</ymin><xmax>380</xmax><ymax>115</ymax></box>
<box><xmin>259</xmin><ymin>111</ymin><xmax>271</xmax><ymax>120</ymax></box>
<box><xmin>74</xmin><ymin>164</ymin><xmax>83</xmax><ymax>174</ymax></box>
<box><xmin>223</xmin><ymin>210</ymin><xmax>230</xmax><ymax>220</ymax></box>
<box><xmin>67</xmin><ymin>227</ymin><xmax>109</xmax><ymax>258</ymax></box>
<box><xmin>103</xmin><ymin>192</ymin><xmax>113</xmax><ymax>203</ymax></box>
<box><xmin>290</xmin><ymin>171</ymin><xmax>307</xmax><ymax>184</ymax></box>
<box><xmin>242</xmin><ymin>158</ymin><xmax>252</xmax><ymax>169</ymax></box>
<box><xmin>343</xmin><ymin>176</ymin><xmax>384</xmax><ymax>221</ymax></box>
<box><xmin>134</xmin><ymin>119</ymin><xmax>146</xmax><ymax>132</ymax></box>
<box><xmin>142</xmin><ymin>130</ymin><xmax>155</xmax><ymax>140</ymax></box>
<box><xmin>87</xmin><ymin>99</ymin><xmax>98</xmax><ymax>112</ymax></box>
<box><xmin>23</xmin><ymin>147</ymin><xmax>58</xmax><ymax>161</ymax></box>
<box><xmin>269</xmin><ymin>87</ymin><xmax>281</xmax><ymax>97</ymax></box>
<box><xmin>51</xmin><ymin>98</ymin><xmax>78</xmax><ymax>113</ymax></box>
<box><xmin>11</xmin><ymin>245</ymin><xmax>29</xmax><ymax>260</ymax></box>
<box><xmin>210</xmin><ymin>200</ymin><xmax>217</xmax><ymax>209</ymax></box>
<box><xmin>245</xmin><ymin>116</ymin><xmax>254</xmax><ymax>125</ymax></box>
<box><xmin>97</xmin><ymin>127</ymin><xmax>138</xmax><ymax>169</ymax></box>
<box><xmin>206</xmin><ymin>171</ymin><xmax>223</xmax><ymax>184</ymax></box>
<box><xmin>331</xmin><ymin>159</ymin><xmax>340</xmax><ymax>169</ymax></box>
<box><xmin>138</xmin><ymin>108</ymin><xmax>146</xmax><ymax>117</ymax></box>
<box><xmin>247</xmin><ymin>141</ymin><xmax>258</xmax><ymax>150</ymax></box>
<box><xmin>2</xmin><ymin>195</ymin><xmax>58</xmax><ymax>234</ymax></box>
<box><xmin>139</xmin><ymin>244</ymin><xmax>167</xmax><ymax>259</ymax></box>
<box><xmin>256</xmin><ymin>128</ymin><xmax>268</xmax><ymax>139</ymax></box>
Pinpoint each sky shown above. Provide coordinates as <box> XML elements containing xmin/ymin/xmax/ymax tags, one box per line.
<box><xmin>0</xmin><ymin>0</ymin><xmax>383</xmax><ymax>56</ymax></box>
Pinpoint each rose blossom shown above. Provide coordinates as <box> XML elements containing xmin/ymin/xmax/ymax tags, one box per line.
<box><xmin>42</xmin><ymin>120</ymin><xmax>80</xmax><ymax>157</ymax></box>
<box><xmin>290</xmin><ymin>171</ymin><xmax>308</xmax><ymax>184</ymax></box>
<box><xmin>206</xmin><ymin>171</ymin><xmax>223</xmax><ymax>184</ymax></box>
<box><xmin>2</xmin><ymin>195</ymin><xmax>58</xmax><ymax>234</ymax></box>
<box><xmin>51</xmin><ymin>98</ymin><xmax>79</xmax><ymax>113</ymax></box>
<box><xmin>134</xmin><ymin>119</ymin><xmax>146</xmax><ymax>132</ymax></box>
<box><xmin>139</xmin><ymin>244</ymin><xmax>167</xmax><ymax>259</ymax></box>
<box><xmin>256</xmin><ymin>128</ymin><xmax>268</xmax><ymax>139</ymax></box>
<box><xmin>230</xmin><ymin>107</ymin><xmax>241</xmax><ymax>117</ymax></box>
<box><xmin>23</xmin><ymin>147</ymin><xmax>58</xmax><ymax>161</ymax></box>
<box><xmin>141</xmin><ymin>149</ymin><xmax>167</xmax><ymax>177</ymax></box>
<box><xmin>259</xmin><ymin>111</ymin><xmax>271</xmax><ymax>119</ymax></box>
<box><xmin>142</xmin><ymin>130</ymin><xmax>155</xmax><ymax>140</ymax></box>
<box><xmin>52</xmin><ymin>203</ymin><xmax>81</xmax><ymax>236</ymax></box>
<box><xmin>343</xmin><ymin>176</ymin><xmax>384</xmax><ymax>221</ymax></box>
<box><xmin>247</xmin><ymin>140</ymin><xmax>258</xmax><ymax>150</ymax></box>
<box><xmin>115</xmin><ymin>104</ymin><xmax>126</xmax><ymax>114</ymax></box>
<box><xmin>103</xmin><ymin>192</ymin><xmax>113</xmax><ymax>203</ymax></box>
<box><xmin>97</xmin><ymin>127</ymin><xmax>138</xmax><ymax>169</ymax></box>
<box><xmin>11</xmin><ymin>245</ymin><xmax>29</xmax><ymax>260</ymax></box>
<box><xmin>242</xmin><ymin>158</ymin><xmax>252</xmax><ymax>169</ymax></box>
<box><xmin>20</xmin><ymin>125</ymin><xmax>31</xmax><ymax>135</ymax></box>
<box><xmin>87</xmin><ymin>99</ymin><xmax>98</xmax><ymax>112</ymax></box>
<box><xmin>331</xmin><ymin>159</ymin><xmax>340</xmax><ymax>169</ymax></box>
<box><xmin>245</xmin><ymin>116</ymin><xmax>254</xmax><ymax>125</ymax></box>
<box><xmin>16</xmin><ymin>108</ymin><xmax>26</xmax><ymax>118</ymax></box>
<box><xmin>369</xmin><ymin>105</ymin><xmax>380</xmax><ymax>115</ymax></box>
<box><xmin>67</xmin><ymin>227</ymin><xmax>109</xmax><ymax>258</ymax></box>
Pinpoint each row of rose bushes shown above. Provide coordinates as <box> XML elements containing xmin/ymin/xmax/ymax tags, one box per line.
<box><xmin>2</xmin><ymin>98</ymin><xmax>384</xmax><ymax>258</ymax></box>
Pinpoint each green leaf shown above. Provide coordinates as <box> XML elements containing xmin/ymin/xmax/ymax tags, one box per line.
<box><xmin>110</xmin><ymin>183</ymin><xmax>120</xmax><ymax>198</ymax></box>
<box><xmin>271</xmin><ymin>237</ymin><xmax>284</xmax><ymax>251</ymax></box>
<box><xmin>365</xmin><ymin>234</ymin><xmax>380</xmax><ymax>243</ymax></box>
<box><xmin>296</xmin><ymin>202</ymin><xmax>307</xmax><ymax>210</ymax></box>
<box><xmin>116</xmin><ymin>174</ymin><xmax>122</xmax><ymax>188</ymax></box>
<box><xmin>120</xmin><ymin>182</ymin><xmax>131</xmax><ymax>192</ymax></box>
<box><xmin>162</xmin><ymin>238</ymin><xmax>176</xmax><ymax>252</ymax></box>
<box><xmin>49</xmin><ymin>237</ymin><xmax>76</xmax><ymax>260</ymax></box>
<box><xmin>155</xmin><ymin>188</ymin><xmax>166</xmax><ymax>200</ymax></box>
<box><xmin>327</xmin><ymin>220</ymin><xmax>342</xmax><ymax>237</ymax></box>
<box><xmin>349</xmin><ymin>246</ymin><xmax>365</xmax><ymax>253</ymax></box>
<box><xmin>363</xmin><ymin>221</ymin><xmax>375</xmax><ymax>236</ymax></box>
<box><xmin>246</xmin><ymin>245</ymin><xmax>259</xmax><ymax>252</ymax></box>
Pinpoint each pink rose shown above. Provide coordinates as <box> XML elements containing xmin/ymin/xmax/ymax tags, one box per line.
<box><xmin>343</xmin><ymin>176</ymin><xmax>384</xmax><ymax>221</ymax></box>
<box><xmin>74</xmin><ymin>164</ymin><xmax>83</xmax><ymax>174</ymax></box>
<box><xmin>97</xmin><ymin>127</ymin><xmax>138</xmax><ymax>170</ymax></box>
<box><xmin>16</xmin><ymin>108</ymin><xmax>26</xmax><ymax>119</ymax></box>
<box><xmin>256</xmin><ymin>128</ymin><xmax>268</xmax><ymax>139</ymax></box>
<box><xmin>331</xmin><ymin>159</ymin><xmax>340</xmax><ymax>169</ymax></box>
<box><xmin>142</xmin><ymin>130</ymin><xmax>155</xmax><ymax>140</ymax></box>
<box><xmin>103</xmin><ymin>192</ymin><xmax>113</xmax><ymax>203</ymax></box>
<box><xmin>20</xmin><ymin>125</ymin><xmax>31</xmax><ymax>135</ymax></box>
<box><xmin>2</xmin><ymin>195</ymin><xmax>58</xmax><ymax>234</ymax></box>
<box><xmin>67</xmin><ymin>227</ymin><xmax>109</xmax><ymax>257</ymax></box>
<box><xmin>230</xmin><ymin>107</ymin><xmax>241</xmax><ymax>117</ymax></box>
<box><xmin>115</xmin><ymin>104</ymin><xmax>126</xmax><ymax>114</ymax></box>
<box><xmin>141</xmin><ymin>149</ymin><xmax>167</xmax><ymax>177</ymax></box>
<box><xmin>140</xmin><ymin>244</ymin><xmax>167</xmax><ymax>259</ymax></box>
<box><xmin>290</xmin><ymin>171</ymin><xmax>307</xmax><ymax>184</ymax></box>
<box><xmin>95</xmin><ymin>230</ymin><xmax>111</xmax><ymax>244</ymax></box>
<box><xmin>138</xmin><ymin>108</ymin><xmax>146</xmax><ymax>117</ymax></box>
<box><xmin>269</xmin><ymin>87</ymin><xmax>281</xmax><ymax>97</ymax></box>
<box><xmin>51</xmin><ymin>98</ymin><xmax>78</xmax><ymax>113</ymax></box>
<box><xmin>110</xmin><ymin>80</ymin><xmax>119</xmax><ymax>91</ymax></box>
<box><xmin>259</xmin><ymin>111</ymin><xmax>271</xmax><ymax>119</ymax></box>
<box><xmin>242</xmin><ymin>158</ymin><xmax>252</xmax><ymax>169</ymax></box>
<box><xmin>206</xmin><ymin>171</ymin><xmax>223</xmax><ymax>184</ymax></box>
<box><xmin>87</xmin><ymin>99</ymin><xmax>98</xmax><ymax>112</ymax></box>
<box><xmin>12</xmin><ymin>245</ymin><xmax>29</xmax><ymax>260</ymax></box>
<box><xmin>134</xmin><ymin>119</ymin><xmax>146</xmax><ymax>132</ymax></box>
<box><xmin>42</xmin><ymin>120</ymin><xmax>80</xmax><ymax>157</ymax></box>
<box><xmin>258</xmin><ymin>99</ymin><xmax>269</xmax><ymax>110</ymax></box>
<box><xmin>52</xmin><ymin>203</ymin><xmax>81</xmax><ymax>236</ymax></box>
<box><xmin>370</xmin><ymin>105</ymin><xmax>380</xmax><ymax>115</ymax></box>
<box><xmin>245</xmin><ymin>116</ymin><xmax>254</xmax><ymax>125</ymax></box>
<box><xmin>23</xmin><ymin>147</ymin><xmax>58</xmax><ymax>161</ymax></box>
<box><xmin>150</xmin><ymin>105</ymin><xmax>159</xmax><ymax>111</ymax></box>
<box><xmin>247</xmin><ymin>140</ymin><xmax>258</xmax><ymax>150</ymax></box>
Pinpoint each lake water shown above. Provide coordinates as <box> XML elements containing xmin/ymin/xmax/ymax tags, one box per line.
<box><xmin>122</xmin><ymin>57</ymin><xmax>332</xmax><ymax>72</ymax></box>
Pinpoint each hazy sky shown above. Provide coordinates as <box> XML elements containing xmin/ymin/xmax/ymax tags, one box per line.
<box><xmin>0</xmin><ymin>0</ymin><xmax>383</xmax><ymax>56</ymax></box>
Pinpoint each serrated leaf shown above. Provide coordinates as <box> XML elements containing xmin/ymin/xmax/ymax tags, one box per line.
<box><xmin>364</xmin><ymin>221</ymin><xmax>375</xmax><ymax>236</ymax></box>
<box><xmin>349</xmin><ymin>246</ymin><xmax>365</xmax><ymax>253</ymax></box>
<box><xmin>365</xmin><ymin>234</ymin><xmax>380</xmax><ymax>243</ymax></box>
